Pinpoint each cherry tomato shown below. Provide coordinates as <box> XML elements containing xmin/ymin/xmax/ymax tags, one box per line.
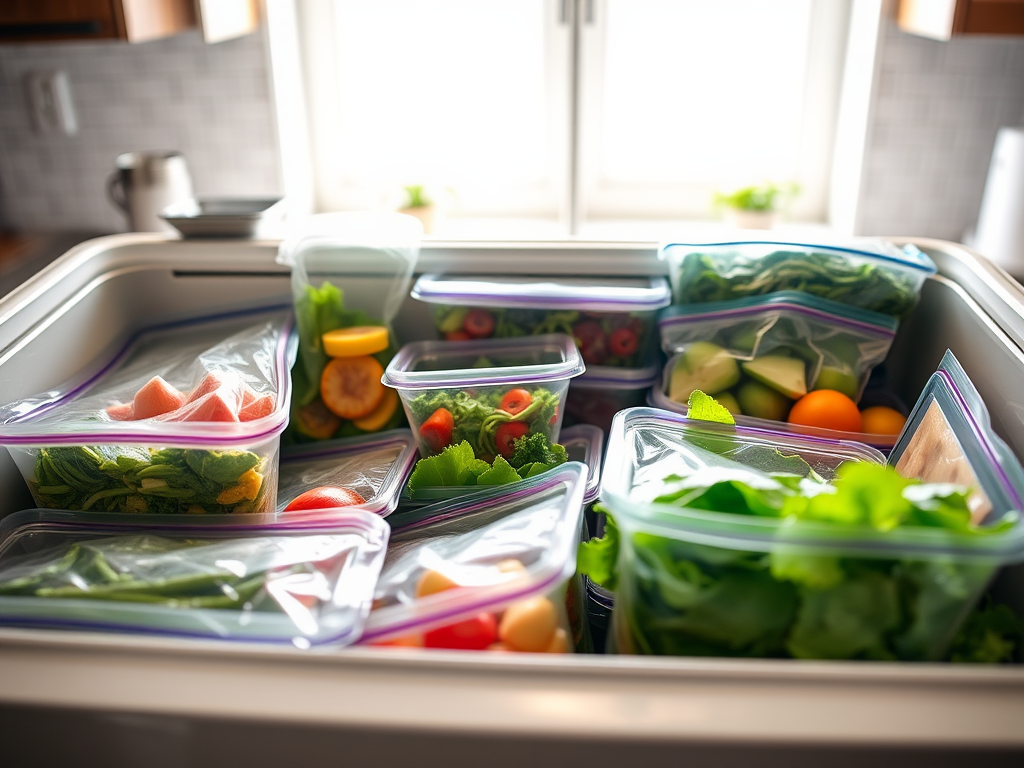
<box><xmin>608</xmin><ymin>328</ymin><xmax>638</xmax><ymax>357</ymax></box>
<box><xmin>463</xmin><ymin>309</ymin><xmax>496</xmax><ymax>339</ymax></box>
<box><xmin>495</xmin><ymin>421</ymin><xmax>529</xmax><ymax>458</ymax></box>
<box><xmin>423</xmin><ymin>613</ymin><xmax>498</xmax><ymax>651</ymax></box>
<box><xmin>419</xmin><ymin>407</ymin><xmax>455</xmax><ymax>453</ymax></box>
<box><xmin>788</xmin><ymin>390</ymin><xmax>862</xmax><ymax>433</ymax></box>
<box><xmin>572</xmin><ymin>321</ymin><xmax>607</xmax><ymax>365</ymax></box>
<box><xmin>283</xmin><ymin>486</ymin><xmax>366</xmax><ymax>512</ymax></box>
<box><xmin>499</xmin><ymin>388</ymin><xmax>533</xmax><ymax>415</ymax></box>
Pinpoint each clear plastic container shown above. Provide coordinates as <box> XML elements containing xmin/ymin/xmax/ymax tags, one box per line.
<box><xmin>278</xmin><ymin>429</ymin><xmax>419</xmax><ymax>517</ymax></box>
<box><xmin>360</xmin><ymin>463</ymin><xmax>590</xmax><ymax>653</ymax></box>
<box><xmin>659</xmin><ymin>239</ymin><xmax>937</xmax><ymax>318</ymax></box>
<box><xmin>565</xmin><ymin>362</ymin><xmax>661</xmax><ymax>433</ymax></box>
<box><xmin>0</xmin><ymin>306</ymin><xmax>296</xmax><ymax>516</ymax></box>
<box><xmin>382</xmin><ymin>334</ymin><xmax>585</xmax><ymax>460</ymax></box>
<box><xmin>598</xmin><ymin>407</ymin><xmax>1024</xmax><ymax>661</ymax></box>
<box><xmin>0</xmin><ymin>507</ymin><xmax>389</xmax><ymax>645</ymax></box>
<box><xmin>410</xmin><ymin>274</ymin><xmax>671</xmax><ymax>368</ymax></box>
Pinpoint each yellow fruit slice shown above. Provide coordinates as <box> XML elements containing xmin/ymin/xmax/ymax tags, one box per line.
<box><xmin>353</xmin><ymin>387</ymin><xmax>399</xmax><ymax>432</ymax></box>
<box><xmin>322</xmin><ymin>326</ymin><xmax>389</xmax><ymax>358</ymax></box>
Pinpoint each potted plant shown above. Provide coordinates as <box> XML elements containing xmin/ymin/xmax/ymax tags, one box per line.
<box><xmin>397</xmin><ymin>184</ymin><xmax>438</xmax><ymax>234</ymax></box>
<box><xmin>713</xmin><ymin>182</ymin><xmax>799</xmax><ymax>230</ymax></box>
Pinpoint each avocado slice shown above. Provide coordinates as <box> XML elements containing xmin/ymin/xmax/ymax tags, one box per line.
<box><xmin>814</xmin><ymin>366</ymin><xmax>860</xmax><ymax>400</ymax></box>
<box><xmin>668</xmin><ymin>342</ymin><xmax>740</xmax><ymax>403</ymax></box>
<box><xmin>741</xmin><ymin>355</ymin><xmax>807</xmax><ymax>399</ymax></box>
<box><xmin>737</xmin><ymin>380</ymin><xmax>792</xmax><ymax>421</ymax></box>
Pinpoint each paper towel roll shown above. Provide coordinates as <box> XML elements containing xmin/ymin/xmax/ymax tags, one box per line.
<box><xmin>975</xmin><ymin>127</ymin><xmax>1024</xmax><ymax>275</ymax></box>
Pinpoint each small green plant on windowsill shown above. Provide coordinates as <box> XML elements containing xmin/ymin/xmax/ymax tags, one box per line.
<box><xmin>397</xmin><ymin>184</ymin><xmax>438</xmax><ymax>234</ymax></box>
<box><xmin>713</xmin><ymin>181</ymin><xmax>800</xmax><ymax>230</ymax></box>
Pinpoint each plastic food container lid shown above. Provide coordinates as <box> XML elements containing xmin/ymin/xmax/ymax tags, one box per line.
<box><xmin>382</xmin><ymin>334</ymin><xmax>585</xmax><ymax>390</ymax></box>
<box><xmin>558</xmin><ymin>424</ymin><xmax>604</xmax><ymax>505</ymax></box>
<box><xmin>572</xmin><ymin>361</ymin><xmax>662</xmax><ymax>390</ymax></box>
<box><xmin>411</xmin><ymin>274</ymin><xmax>672</xmax><ymax>312</ymax></box>
<box><xmin>279</xmin><ymin>429</ymin><xmax>419</xmax><ymax>517</ymax></box>
<box><xmin>657</xmin><ymin>239</ymin><xmax>937</xmax><ymax>274</ymax></box>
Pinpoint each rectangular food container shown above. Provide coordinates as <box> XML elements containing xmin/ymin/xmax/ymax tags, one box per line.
<box><xmin>410</xmin><ymin>274</ymin><xmax>671</xmax><ymax>368</ymax></box>
<box><xmin>0</xmin><ymin>507</ymin><xmax>389</xmax><ymax>645</ymax></box>
<box><xmin>397</xmin><ymin>422</ymin><xmax>603</xmax><ymax>507</ymax></box>
<box><xmin>653</xmin><ymin>291</ymin><xmax>900</xmax><ymax>450</ymax></box>
<box><xmin>565</xmin><ymin>361</ymin><xmax>662</xmax><ymax>433</ymax></box>
<box><xmin>278</xmin><ymin>429</ymin><xmax>419</xmax><ymax>517</ymax></box>
<box><xmin>598</xmin><ymin>407</ymin><xmax>1024</xmax><ymax>661</ymax></box>
<box><xmin>659</xmin><ymin>239</ymin><xmax>937</xmax><ymax>319</ymax></box>
<box><xmin>0</xmin><ymin>306</ymin><xmax>296</xmax><ymax>516</ymax></box>
<box><xmin>382</xmin><ymin>334</ymin><xmax>585</xmax><ymax>460</ymax></box>
<box><xmin>360</xmin><ymin>462</ymin><xmax>590</xmax><ymax>654</ymax></box>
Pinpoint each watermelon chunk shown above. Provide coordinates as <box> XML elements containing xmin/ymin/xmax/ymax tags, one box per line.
<box><xmin>239</xmin><ymin>394</ymin><xmax>275</xmax><ymax>422</ymax></box>
<box><xmin>105</xmin><ymin>402</ymin><xmax>135</xmax><ymax>421</ymax></box>
<box><xmin>172</xmin><ymin>392</ymin><xmax>240</xmax><ymax>423</ymax></box>
<box><xmin>133</xmin><ymin>376</ymin><xmax>186</xmax><ymax>420</ymax></box>
<box><xmin>187</xmin><ymin>371</ymin><xmax>243</xmax><ymax>404</ymax></box>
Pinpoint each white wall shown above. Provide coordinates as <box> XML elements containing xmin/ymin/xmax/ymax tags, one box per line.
<box><xmin>855</xmin><ymin>19</ymin><xmax>1024</xmax><ymax>240</ymax></box>
<box><xmin>0</xmin><ymin>30</ymin><xmax>281</xmax><ymax>233</ymax></box>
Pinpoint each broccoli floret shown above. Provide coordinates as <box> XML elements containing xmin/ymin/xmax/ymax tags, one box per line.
<box><xmin>508</xmin><ymin>432</ymin><xmax>568</xmax><ymax>470</ymax></box>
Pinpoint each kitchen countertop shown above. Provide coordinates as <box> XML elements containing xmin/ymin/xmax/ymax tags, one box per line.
<box><xmin>0</xmin><ymin>230</ymin><xmax>111</xmax><ymax>297</ymax></box>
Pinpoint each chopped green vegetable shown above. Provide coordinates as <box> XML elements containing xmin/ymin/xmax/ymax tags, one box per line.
<box><xmin>582</xmin><ymin>460</ymin><xmax>1007</xmax><ymax>661</ymax></box>
<box><xmin>686</xmin><ymin>390</ymin><xmax>735</xmax><ymax>426</ymax></box>
<box><xmin>406</xmin><ymin>435</ymin><xmax>568</xmax><ymax>496</ymax></box>
<box><xmin>948</xmin><ymin>601</ymin><xmax>1024</xmax><ymax>664</ymax></box>
<box><xmin>675</xmin><ymin>249</ymin><xmax>919</xmax><ymax>318</ymax></box>
<box><xmin>31</xmin><ymin>445</ymin><xmax>268</xmax><ymax>515</ymax></box>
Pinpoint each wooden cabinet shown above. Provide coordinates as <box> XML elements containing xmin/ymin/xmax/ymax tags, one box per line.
<box><xmin>898</xmin><ymin>0</ymin><xmax>1024</xmax><ymax>40</ymax></box>
<box><xmin>0</xmin><ymin>0</ymin><xmax>196</xmax><ymax>44</ymax></box>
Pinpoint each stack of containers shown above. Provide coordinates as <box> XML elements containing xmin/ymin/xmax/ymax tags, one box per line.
<box><xmin>594</xmin><ymin>350</ymin><xmax>1024</xmax><ymax>660</ymax></box>
<box><xmin>410</xmin><ymin>274</ymin><xmax>670</xmax><ymax>432</ymax></box>
<box><xmin>654</xmin><ymin>239</ymin><xmax>939</xmax><ymax>450</ymax></box>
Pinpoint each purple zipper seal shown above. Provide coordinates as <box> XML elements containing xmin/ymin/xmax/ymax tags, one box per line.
<box><xmin>659</xmin><ymin>302</ymin><xmax>896</xmax><ymax>338</ymax></box>
<box><xmin>661</xmin><ymin>240</ymin><xmax>937</xmax><ymax>274</ymax></box>
<box><xmin>0</xmin><ymin>305</ymin><xmax>295</xmax><ymax>447</ymax></box>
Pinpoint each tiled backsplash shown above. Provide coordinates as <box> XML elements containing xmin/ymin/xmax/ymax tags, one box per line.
<box><xmin>0</xmin><ymin>30</ymin><xmax>281</xmax><ymax>233</ymax></box>
<box><xmin>857</xmin><ymin>20</ymin><xmax>1024</xmax><ymax>240</ymax></box>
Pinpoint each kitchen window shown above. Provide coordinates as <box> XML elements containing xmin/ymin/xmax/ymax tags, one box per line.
<box><xmin>297</xmin><ymin>0</ymin><xmax>851</xmax><ymax>235</ymax></box>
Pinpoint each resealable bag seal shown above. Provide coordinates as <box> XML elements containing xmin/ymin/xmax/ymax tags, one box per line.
<box><xmin>359</xmin><ymin>462</ymin><xmax>588</xmax><ymax>646</ymax></box>
<box><xmin>0</xmin><ymin>507</ymin><xmax>389</xmax><ymax>646</ymax></box>
<box><xmin>279</xmin><ymin>429</ymin><xmax>418</xmax><ymax>517</ymax></box>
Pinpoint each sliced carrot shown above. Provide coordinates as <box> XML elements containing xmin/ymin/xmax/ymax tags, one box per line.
<box><xmin>133</xmin><ymin>376</ymin><xmax>186</xmax><ymax>420</ymax></box>
<box><xmin>352</xmin><ymin>387</ymin><xmax>398</xmax><ymax>432</ymax></box>
<box><xmin>320</xmin><ymin>355</ymin><xmax>386</xmax><ymax>420</ymax></box>
<box><xmin>295</xmin><ymin>399</ymin><xmax>341</xmax><ymax>440</ymax></box>
<box><xmin>322</xmin><ymin>326</ymin><xmax>389</xmax><ymax>358</ymax></box>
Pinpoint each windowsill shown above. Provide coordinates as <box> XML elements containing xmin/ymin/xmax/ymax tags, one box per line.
<box><xmin>419</xmin><ymin>217</ymin><xmax>838</xmax><ymax>244</ymax></box>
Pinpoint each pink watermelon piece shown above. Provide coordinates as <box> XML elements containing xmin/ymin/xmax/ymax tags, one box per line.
<box><xmin>187</xmin><ymin>371</ymin><xmax>243</xmax><ymax>404</ymax></box>
<box><xmin>239</xmin><ymin>394</ymin><xmax>275</xmax><ymax>422</ymax></box>
<box><xmin>132</xmin><ymin>376</ymin><xmax>186</xmax><ymax>420</ymax></box>
<box><xmin>175</xmin><ymin>392</ymin><xmax>240</xmax><ymax>423</ymax></box>
<box><xmin>105</xmin><ymin>402</ymin><xmax>135</xmax><ymax>421</ymax></box>
<box><xmin>241</xmin><ymin>386</ymin><xmax>258</xmax><ymax>408</ymax></box>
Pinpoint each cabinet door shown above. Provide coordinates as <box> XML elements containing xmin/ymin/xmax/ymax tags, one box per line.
<box><xmin>899</xmin><ymin>0</ymin><xmax>1024</xmax><ymax>39</ymax></box>
<box><xmin>0</xmin><ymin>0</ymin><xmax>197</xmax><ymax>43</ymax></box>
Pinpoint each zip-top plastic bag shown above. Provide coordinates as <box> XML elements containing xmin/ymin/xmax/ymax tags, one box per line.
<box><xmin>277</xmin><ymin>212</ymin><xmax>422</xmax><ymax>443</ymax></box>
<box><xmin>0</xmin><ymin>306</ymin><xmax>296</xmax><ymax>516</ymax></box>
<box><xmin>657</xmin><ymin>291</ymin><xmax>898</xmax><ymax>437</ymax></box>
<box><xmin>587</xmin><ymin>406</ymin><xmax>1024</xmax><ymax>661</ymax></box>
<box><xmin>659</xmin><ymin>238</ymin><xmax>936</xmax><ymax>318</ymax></box>
<box><xmin>890</xmin><ymin>350</ymin><xmax>1024</xmax><ymax>527</ymax></box>
<box><xmin>278</xmin><ymin>429</ymin><xmax>418</xmax><ymax>517</ymax></box>
<box><xmin>0</xmin><ymin>508</ymin><xmax>389</xmax><ymax>646</ymax></box>
<box><xmin>360</xmin><ymin>463</ymin><xmax>590</xmax><ymax>653</ymax></box>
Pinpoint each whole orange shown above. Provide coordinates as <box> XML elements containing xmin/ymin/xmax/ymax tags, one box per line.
<box><xmin>788</xmin><ymin>389</ymin><xmax>863</xmax><ymax>433</ymax></box>
<box><xmin>860</xmin><ymin>405</ymin><xmax>907</xmax><ymax>436</ymax></box>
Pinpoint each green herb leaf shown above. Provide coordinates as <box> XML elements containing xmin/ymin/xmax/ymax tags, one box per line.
<box><xmin>686</xmin><ymin>390</ymin><xmax>735</xmax><ymax>426</ymax></box>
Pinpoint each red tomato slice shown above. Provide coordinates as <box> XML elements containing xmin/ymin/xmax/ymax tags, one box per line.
<box><xmin>462</xmin><ymin>309</ymin><xmax>496</xmax><ymax>338</ymax></box>
<box><xmin>608</xmin><ymin>328</ymin><xmax>638</xmax><ymax>357</ymax></box>
<box><xmin>423</xmin><ymin>613</ymin><xmax>498</xmax><ymax>651</ymax></box>
<box><xmin>495</xmin><ymin>421</ymin><xmax>529</xmax><ymax>458</ymax></box>
<box><xmin>283</xmin><ymin>486</ymin><xmax>367</xmax><ymax>512</ymax></box>
<box><xmin>499</xmin><ymin>388</ymin><xmax>533</xmax><ymax>415</ymax></box>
